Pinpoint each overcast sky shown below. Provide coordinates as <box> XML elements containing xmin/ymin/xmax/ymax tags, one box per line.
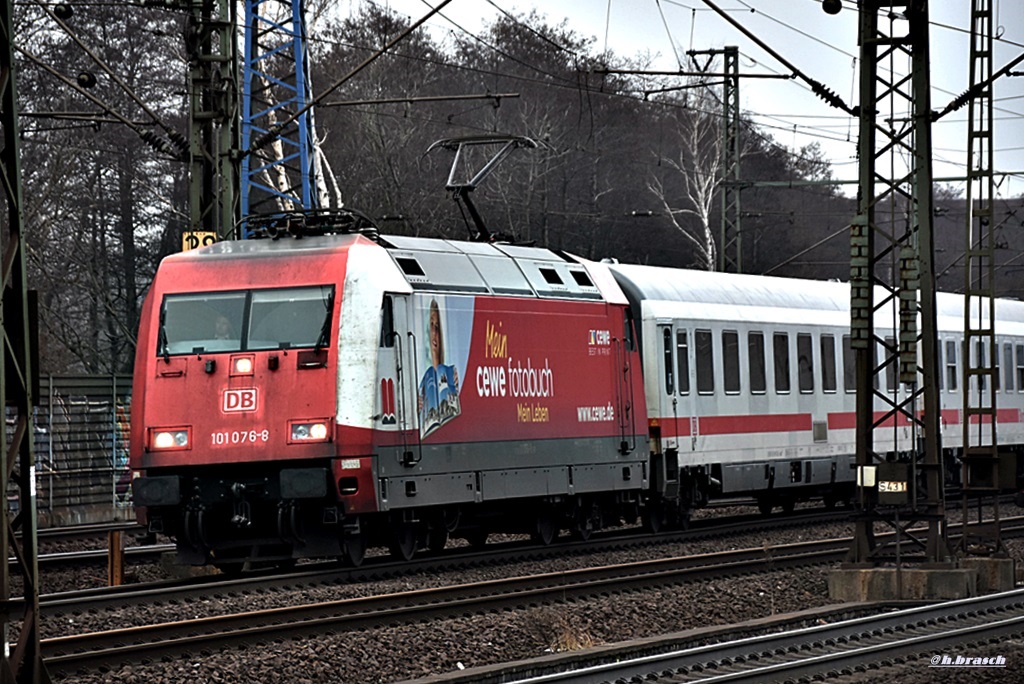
<box><xmin>349</xmin><ymin>0</ymin><xmax>1024</xmax><ymax>199</ymax></box>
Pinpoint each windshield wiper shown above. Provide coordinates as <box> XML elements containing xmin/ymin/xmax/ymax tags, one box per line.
<box><xmin>314</xmin><ymin>291</ymin><xmax>334</xmax><ymax>353</ymax></box>
<box><xmin>158</xmin><ymin>312</ymin><xmax>170</xmax><ymax>362</ymax></box>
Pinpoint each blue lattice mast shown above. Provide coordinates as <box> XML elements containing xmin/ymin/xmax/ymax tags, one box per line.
<box><xmin>241</xmin><ymin>0</ymin><xmax>321</xmax><ymax>231</ymax></box>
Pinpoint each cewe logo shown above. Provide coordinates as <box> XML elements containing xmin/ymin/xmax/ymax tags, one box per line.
<box><xmin>222</xmin><ymin>388</ymin><xmax>258</xmax><ymax>413</ymax></box>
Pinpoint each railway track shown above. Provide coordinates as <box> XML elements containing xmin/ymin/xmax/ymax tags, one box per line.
<box><xmin>26</xmin><ymin>506</ymin><xmax>839</xmax><ymax>574</ymax></box>
<box><xmin>35</xmin><ymin>508</ymin><xmax>851</xmax><ymax>616</ymax></box>
<box><xmin>417</xmin><ymin>589</ymin><xmax>1024</xmax><ymax>683</ymax></box>
<box><xmin>43</xmin><ymin>516</ymin><xmax>1024</xmax><ymax>675</ymax></box>
<box><xmin>42</xmin><ymin>537</ymin><xmax>850</xmax><ymax>675</ymax></box>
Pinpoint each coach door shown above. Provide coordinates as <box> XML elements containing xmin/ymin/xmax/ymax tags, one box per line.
<box><xmin>655</xmin><ymin>325</ymin><xmax>679</xmax><ymax>454</ymax></box>
<box><xmin>383</xmin><ymin>294</ymin><xmax>422</xmax><ymax>466</ymax></box>
<box><xmin>676</xmin><ymin>325</ymin><xmax>700</xmax><ymax>452</ymax></box>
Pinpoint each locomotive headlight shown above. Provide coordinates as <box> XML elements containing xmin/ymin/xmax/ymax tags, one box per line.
<box><xmin>231</xmin><ymin>355</ymin><xmax>255</xmax><ymax>376</ymax></box>
<box><xmin>150</xmin><ymin>427</ymin><xmax>191</xmax><ymax>451</ymax></box>
<box><xmin>289</xmin><ymin>420</ymin><xmax>330</xmax><ymax>443</ymax></box>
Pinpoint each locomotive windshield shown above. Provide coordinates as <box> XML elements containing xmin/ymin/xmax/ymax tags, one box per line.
<box><xmin>159</xmin><ymin>286</ymin><xmax>334</xmax><ymax>356</ymax></box>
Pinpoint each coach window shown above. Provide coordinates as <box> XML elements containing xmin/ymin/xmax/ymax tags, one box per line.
<box><xmin>773</xmin><ymin>332</ymin><xmax>790</xmax><ymax>394</ymax></box>
<box><xmin>820</xmin><ymin>335</ymin><xmax>837</xmax><ymax>393</ymax></box>
<box><xmin>797</xmin><ymin>333</ymin><xmax>814</xmax><ymax>393</ymax></box>
<box><xmin>946</xmin><ymin>340</ymin><xmax>959</xmax><ymax>391</ymax></box>
<box><xmin>884</xmin><ymin>336</ymin><xmax>897</xmax><ymax>392</ymax></box>
<box><xmin>842</xmin><ymin>335</ymin><xmax>854</xmax><ymax>392</ymax></box>
<box><xmin>994</xmin><ymin>343</ymin><xmax>1001</xmax><ymax>391</ymax></box>
<box><xmin>696</xmin><ymin>329</ymin><xmax>714</xmax><ymax>394</ymax></box>
<box><xmin>975</xmin><ymin>340</ymin><xmax>987</xmax><ymax>391</ymax></box>
<box><xmin>937</xmin><ymin>341</ymin><xmax>944</xmax><ymax>390</ymax></box>
<box><xmin>723</xmin><ymin>330</ymin><xmax>740</xmax><ymax>394</ymax></box>
<box><xmin>748</xmin><ymin>331</ymin><xmax>766</xmax><ymax>394</ymax></box>
<box><xmin>661</xmin><ymin>327</ymin><xmax>674</xmax><ymax>395</ymax></box>
<box><xmin>677</xmin><ymin>330</ymin><xmax>690</xmax><ymax>395</ymax></box>
<box><xmin>1004</xmin><ymin>343</ymin><xmax>1014</xmax><ymax>392</ymax></box>
<box><xmin>1017</xmin><ymin>344</ymin><xmax>1024</xmax><ymax>391</ymax></box>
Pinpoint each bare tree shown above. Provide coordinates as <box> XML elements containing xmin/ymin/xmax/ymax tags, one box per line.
<box><xmin>14</xmin><ymin>2</ymin><xmax>183</xmax><ymax>372</ymax></box>
<box><xmin>647</xmin><ymin>84</ymin><xmax>723</xmax><ymax>271</ymax></box>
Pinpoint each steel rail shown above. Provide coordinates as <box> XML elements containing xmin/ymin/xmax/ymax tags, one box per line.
<box><xmin>41</xmin><ymin>538</ymin><xmax>848</xmax><ymax>673</ymax></box>
<box><xmin>41</xmin><ymin>518</ymin><xmax>1024</xmax><ymax>674</ymax></box>
<box><xmin>36</xmin><ymin>508</ymin><xmax>853</xmax><ymax>615</ymax></box>
<box><xmin>469</xmin><ymin>589</ymin><xmax>1024</xmax><ymax>683</ymax></box>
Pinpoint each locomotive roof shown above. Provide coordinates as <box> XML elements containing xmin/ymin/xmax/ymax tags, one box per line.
<box><xmin>166</xmin><ymin>233</ymin><xmax>368</xmax><ymax>261</ymax></box>
<box><xmin>160</xmin><ymin>233</ymin><xmax>628</xmax><ymax>303</ymax></box>
<box><xmin>378</xmin><ymin>234</ymin><xmax>626</xmax><ymax>303</ymax></box>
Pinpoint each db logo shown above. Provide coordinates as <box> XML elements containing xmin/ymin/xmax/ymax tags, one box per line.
<box><xmin>223</xmin><ymin>388</ymin><xmax>258</xmax><ymax>413</ymax></box>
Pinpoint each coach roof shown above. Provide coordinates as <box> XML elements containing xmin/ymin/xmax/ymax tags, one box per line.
<box><xmin>608</xmin><ymin>264</ymin><xmax>850</xmax><ymax>312</ymax></box>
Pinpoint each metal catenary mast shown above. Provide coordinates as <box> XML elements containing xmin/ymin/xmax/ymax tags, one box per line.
<box><xmin>241</xmin><ymin>0</ymin><xmax>324</xmax><ymax>229</ymax></box>
<box><xmin>1</xmin><ymin>0</ymin><xmax>48</xmax><ymax>680</ymax></box>
<box><xmin>846</xmin><ymin>0</ymin><xmax>949</xmax><ymax>569</ymax></box>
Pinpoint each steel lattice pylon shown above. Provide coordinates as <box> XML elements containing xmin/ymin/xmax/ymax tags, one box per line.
<box><xmin>846</xmin><ymin>0</ymin><xmax>950</xmax><ymax>568</ymax></box>
<box><xmin>241</xmin><ymin>0</ymin><xmax>322</xmax><ymax>227</ymax></box>
<box><xmin>1</xmin><ymin>0</ymin><xmax>48</xmax><ymax>680</ymax></box>
<box><xmin>718</xmin><ymin>46</ymin><xmax>741</xmax><ymax>274</ymax></box>
<box><xmin>187</xmin><ymin>0</ymin><xmax>240</xmax><ymax>238</ymax></box>
<box><xmin>960</xmin><ymin>0</ymin><xmax>1003</xmax><ymax>556</ymax></box>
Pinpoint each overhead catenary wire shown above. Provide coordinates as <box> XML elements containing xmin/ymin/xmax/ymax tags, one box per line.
<box><xmin>13</xmin><ymin>43</ymin><xmax>181</xmax><ymax>159</ymax></box>
<box><xmin>333</xmin><ymin>3</ymin><xmax>879</xmax><ymax>172</ymax></box>
<box><xmin>699</xmin><ymin>0</ymin><xmax>855</xmax><ymax>115</ymax></box>
<box><xmin>655</xmin><ymin>0</ymin><xmax>685</xmax><ymax>69</ymax></box>
<box><xmin>320</xmin><ymin>92</ymin><xmax>519</xmax><ymax>107</ymax></box>
<box><xmin>30</xmin><ymin>0</ymin><xmax>185</xmax><ymax>152</ymax></box>
<box><xmin>317</xmin><ymin>27</ymin><xmax>1012</xmax><ymax>180</ymax></box>
<box><xmin>246</xmin><ymin>0</ymin><xmax>456</xmax><ymax>158</ymax></box>
<box><xmin>480</xmin><ymin>0</ymin><xmax>576</xmax><ymax>56</ymax></box>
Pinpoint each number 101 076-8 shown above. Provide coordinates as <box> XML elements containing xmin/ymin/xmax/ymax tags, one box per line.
<box><xmin>211</xmin><ymin>430</ymin><xmax>270</xmax><ymax>446</ymax></box>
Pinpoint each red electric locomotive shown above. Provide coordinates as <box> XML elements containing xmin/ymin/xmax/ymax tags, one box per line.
<box><xmin>130</xmin><ymin>222</ymin><xmax>648</xmax><ymax>569</ymax></box>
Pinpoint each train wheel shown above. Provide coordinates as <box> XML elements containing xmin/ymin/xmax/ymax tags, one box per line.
<box><xmin>343</xmin><ymin>533</ymin><xmax>367</xmax><ymax>567</ymax></box>
<box><xmin>214</xmin><ymin>561</ymin><xmax>245</xmax><ymax>576</ymax></box>
<box><xmin>781</xmin><ymin>498</ymin><xmax>796</xmax><ymax>514</ymax></box>
<box><xmin>531</xmin><ymin>511</ymin><xmax>558</xmax><ymax>546</ymax></box>
<box><xmin>388</xmin><ymin>524</ymin><xmax>418</xmax><ymax>561</ymax></box>
<box><xmin>427</xmin><ymin>527</ymin><xmax>449</xmax><ymax>553</ymax></box>
<box><xmin>757</xmin><ymin>497</ymin><xmax>773</xmax><ymax>516</ymax></box>
<box><xmin>675</xmin><ymin>508</ymin><xmax>691</xmax><ymax>531</ymax></box>
<box><xmin>643</xmin><ymin>504</ymin><xmax>664</xmax><ymax>534</ymax></box>
<box><xmin>465</xmin><ymin>529</ymin><xmax>488</xmax><ymax>550</ymax></box>
<box><xmin>571</xmin><ymin>500</ymin><xmax>601</xmax><ymax>541</ymax></box>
